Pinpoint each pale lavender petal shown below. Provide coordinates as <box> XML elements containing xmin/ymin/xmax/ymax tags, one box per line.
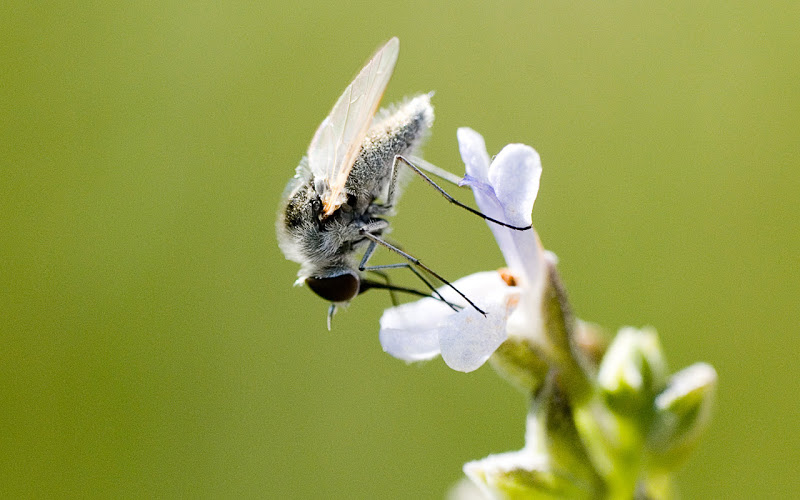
<box><xmin>489</xmin><ymin>144</ymin><xmax>545</xmax><ymax>288</ymax></box>
<box><xmin>438</xmin><ymin>272</ymin><xmax>514</xmax><ymax>372</ymax></box>
<box><xmin>457</xmin><ymin>127</ymin><xmax>501</xmax><ymax>220</ymax></box>
<box><xmin>379</xmin><ymin>295</ymin><xmax>450</xmax><ymax>360</ymax></box>
<box><xmin>488</xmin><ymin>144</ymin><xmax>541</xmax><ymax>228</ymax></box>
<box><xmin>430</xmin><ymin>271</ymin><xmax>509</xmax><ymax>307</ymax></box>
<box><xmin>380</xmin><ymin>293</ymin><xmax>454</xmax><ymax>332</ymax></box>
<box><xmin>380</xmin><ymin>327</ymin><xmax>441</xmax><ymax>362</ymax></box>
<box><xmin>457</xmin><ymin>128</ymin><xmax>521</xmax><ymax>272</ymax></box>
<box><xmin>457</xmin><ymin>127</ymin><xmax>491</xmax><ymax>184</ymax></box>
<box><xmin>380</xmin><ymin>272</ymin><xmax>514</xmax><ymax>367</ymax></box>
<box><xmin>438</xmin><ymin>296</ymin><xmax>512</xmax><ymax>373</ymax></box>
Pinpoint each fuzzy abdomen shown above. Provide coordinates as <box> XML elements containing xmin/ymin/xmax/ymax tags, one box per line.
<box><xmin>345</xmin><ymin>94</ymin><xmax>434</xmax><ymax>213</ymax></box>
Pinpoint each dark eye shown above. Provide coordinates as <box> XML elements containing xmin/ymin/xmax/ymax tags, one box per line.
<box><xmin>306</xmin><ymin>272</ymin><xmax>360</xmax><ymax>302</ymax></box>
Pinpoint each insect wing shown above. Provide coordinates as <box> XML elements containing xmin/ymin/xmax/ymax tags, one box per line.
<box><xmin>307</xmin><ymin>37</ymin><xmax>399</xmax><ymax>216</ymax></box>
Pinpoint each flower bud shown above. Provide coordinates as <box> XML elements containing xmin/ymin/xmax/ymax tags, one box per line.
<box><xmin>597</xmin><ymin>327</ymin><xmax>668</xmax><ymax>415</ymax></box>
<box><xmin>572</xmin><ymin>328</ymin><xmax>668</xmax><ymax>492</ymax></box>
<box><xmin>648</xmin><ymin>363</ymin><xmax>717</xmax><ymax>468</ymax></box>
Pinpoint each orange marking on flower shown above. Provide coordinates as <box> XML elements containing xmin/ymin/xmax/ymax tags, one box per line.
<box><xmin>498</xmin><ymin>267</ymin><xmax>518</xmax><ymax>287</ymax></box>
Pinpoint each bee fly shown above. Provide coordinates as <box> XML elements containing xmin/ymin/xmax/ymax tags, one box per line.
<box><xmin>276</xmin><ymin>37</ymin><xmax>530</xmax><ymax>328</ymax></box>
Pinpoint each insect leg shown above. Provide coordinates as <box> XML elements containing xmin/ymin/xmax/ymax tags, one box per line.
<box><xmin>360</xmin><ymin>278</ymin><xmax>462</xmax><ymax>306</ymax></box>
<box><xmin>391</xmin><ymin>155</ymin><xmax>532</xmax><ymax>231</ymax></box>
<box><xmin>364</xmin><ymin>270</ymin><xmax>400</xmax><ymax>306</ymax></box>
<box><xmin>358</xmin><ymin>240</ymin><xmax>457</xmax><ymax>311</ymax></box>
<box><xmin>361</xmin><ymin>262</ymin><xmax>459</xmax><ymax>313</ymax></box>
<box><xmin>359</xmin><ymin>229</ymin><xmax>487</xmax><ymax>316</ymax></box>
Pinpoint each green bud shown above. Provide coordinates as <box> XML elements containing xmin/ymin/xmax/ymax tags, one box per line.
<box><xmin>597</xmin><ymin>327</ymin><xmax>668</xmax><ymax>416</ymax></box>
<box><xmin>572</xmin><ymin>328</ymin><xmax>668</xmax><ymax>495</ymax></box>
<box><xmin>648</xmin><ymin>363</ymin><xmax>717</xmax><ymax>468</ymax></box>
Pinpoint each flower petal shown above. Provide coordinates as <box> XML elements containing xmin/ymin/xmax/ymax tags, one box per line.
<box><xmin>457</xmin><ymin>129</ymin><xmax>521</xmax><ymax>273</ymax></box>
<box><xmin>380</xmin><ymin>292</ymin><xmax>455</xmax><ymax>332</ymax></box>
<box><xmin>379</xmin><ymin>294</ymin><xmax>453</xmax><ymax>362</ymax></box>
<box><xmin>380</xmin><ymin>327</ymin><xmax>441</xmax><ymax>362</ymax></box>
<box><xmin>439</xmin><ymin>286</ymin><xmax>516</xmax><ymax>373</ymax></box>
<box><xmin>379</xmin><ymin>272</ymin><xmax>514</xmax><ymax>368</ymax></box>
<box><xmin>457</xmin><ymin>127</ymin><xmax>491</xmax><ymax>184</ymax></box>
<box><xmin>488</xmin><ymin>144</ymin><xmax>541</xmax><ymax>228</ymax></box>
<box><xmin>489</xmin><ymin>144</ymin><xmax>545</xmax><ymax>289</ymax></box>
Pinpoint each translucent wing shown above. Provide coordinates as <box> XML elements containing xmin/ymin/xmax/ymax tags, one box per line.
<box><xmin>307</xmin><ymin>37</ymin><xmax>399</xmax><ymax>217</ymax></box>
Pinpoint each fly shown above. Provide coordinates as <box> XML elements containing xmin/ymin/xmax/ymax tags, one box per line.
<box><xmin>276</xmin><ymin>37</ymin><xmax>530</xmax><ymax>328</ymax></box>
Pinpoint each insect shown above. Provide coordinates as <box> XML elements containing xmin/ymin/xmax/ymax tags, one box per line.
<box><xmin>276</xmin><ymin>37</ymin><xmax>529</xmax><ymax>327</ymax></box>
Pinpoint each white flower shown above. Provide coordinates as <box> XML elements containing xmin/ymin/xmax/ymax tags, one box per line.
<box><xmin>379</xmin><ymin>128</ymin><xmax>547</xmax><ymax>372</ymax></box>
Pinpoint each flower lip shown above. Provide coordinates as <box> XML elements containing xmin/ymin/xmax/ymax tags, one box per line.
<box><xmin>380</xmin><ymin>271</ymin><xmax>515</xmax><ymax>369</ymax></box>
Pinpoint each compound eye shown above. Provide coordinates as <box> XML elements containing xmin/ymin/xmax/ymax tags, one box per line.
<box><xmin>306</xmin><ymin>272</ymin><xmax>360</xmax><ymax>302</ymax></box>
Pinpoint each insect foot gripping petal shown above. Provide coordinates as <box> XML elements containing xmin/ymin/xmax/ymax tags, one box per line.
<box><xmin>306</xmin><ymin>270</ymin><xmax>361</xmax><ymax>303</ymax></box>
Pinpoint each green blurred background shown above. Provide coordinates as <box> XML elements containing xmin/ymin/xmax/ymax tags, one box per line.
<box><xmin>2</xmin><ymin>1</ymin><xmax>798</xmax><ymax>498</ymax></box>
